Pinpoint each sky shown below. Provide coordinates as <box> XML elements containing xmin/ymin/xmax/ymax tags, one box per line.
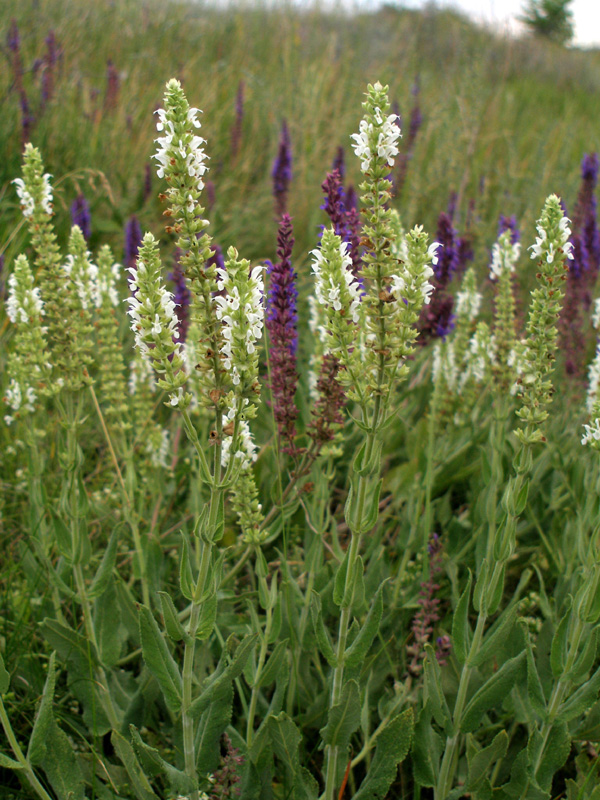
<box><xmin>331</xmin><ymin>0</ymin><xmax>600</xmax><ymax>47</ymax></box>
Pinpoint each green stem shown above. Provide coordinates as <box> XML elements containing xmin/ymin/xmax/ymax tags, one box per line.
<box><xmin>0</xmin><ymin>697</ymin><xmax>54</xmax><ymax>800</ymax></box>
<box><xmin>246</xmin><ymin>601</ymin><xmax>273</xmax><ymax>747</ymax></box>
<box><xmin>436</xmin><ymin>612</ymin><xmax>487</xmax><ymax>799</ymax></box>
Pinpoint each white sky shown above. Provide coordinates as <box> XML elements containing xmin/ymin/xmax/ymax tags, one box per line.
<box><xmin>331</xmin><ymin>0</ymin><xmax>600</xmax><ymax>47</ymax></box>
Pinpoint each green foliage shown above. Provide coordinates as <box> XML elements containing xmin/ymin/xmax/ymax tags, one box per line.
<box><xmin>520</xmin><ymin>0</ymin><xmax>575</xmax><ymax>45</ymax></box>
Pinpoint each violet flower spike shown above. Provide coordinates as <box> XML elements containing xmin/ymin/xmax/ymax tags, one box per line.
<box><xmin>498</xmin><ymin>214</ymin><xmax>520</xmax><ymax>244</ymax></box>
<box><xmin>272</xmin><ymin>120</ymin><xmax>292</xmax><ymax>218</ymax></box>
<box><xmin>230</xmin><ymin>79</ymin><xmax>245</xmax><ymax>157</ymax></box>
<box><xmin>40</xmin><ymin>30</ymin><xmax>58</xmax><ymax>108</ymax></box>
<box><xmin>104</xmin><ymin>59</ymin><xmax>120</xmax><ymax>111</ymax></box>
<box><xmin>70</xmin><ymin>193</ymin><xmax>92</xmax><ymax>241</ymax></box>
<box><xmin>168</xmin><ymin>249</ymin><xmax>191</xmax><ymax>345</ymax></box>
<box><xmin>266</xmin><ymin>213</ymin><xmax>300</xmax><ymax>456</ymax></box>
<box><xmin>332</xmin><ymin>145</ymin><xmax>345</xmax><ymax>183</ymax></box>
<box><xmin>124</xmin><ymin>215</ymin><xmax>143</xmax><ymax>276</ymax></box>
<box><xmin>321</xmin><ymin>170</ymin><xmax>347</xmax><ymax>241</ymax></box>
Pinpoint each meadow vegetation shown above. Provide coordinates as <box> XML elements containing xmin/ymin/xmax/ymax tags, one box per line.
<box><xmin>2</xmin><ymin>1</ymin><xmax>600</xmax><ymax>799</ymax></box>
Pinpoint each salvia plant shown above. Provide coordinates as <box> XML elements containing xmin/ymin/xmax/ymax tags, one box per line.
<box><xmin>3</xmin><ymin>76</ymin><xmax>600</xmax><ymax>800</ymax></box>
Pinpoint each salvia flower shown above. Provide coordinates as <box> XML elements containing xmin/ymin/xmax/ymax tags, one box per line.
<box><xmin>266</xmin><ymin>214</ymin><xmax>299</xmax><ymax>455</ymax></box>
<box><xmin>70</xmin><ymin>193</ymin><xmax>92</xmax><ymax>241</ymax></box>
<box><xmin>585</xmin><ymin>344</ymin><xmax>600</xmax><ymax>416</ymax></box>
<box><xmin>490</xmin><ymin>230</ymin><xmax>519</xmax><ymax>388</ymax></box>
<box><xmin>311</xmin><ymin>228</ymin><xmax>362</xmax><ymax>381</ymax></box>
<box><xmin>154</xmin><ymin>79</ymin><xmax>222</xmax><ymax>403</ymax></box>
<box><xmin>272</xmin><ymin>120</ymin><xmax>292</xmax><ymax>217</ymax></box>
<box><xmin>4</xmin><ymin>254</ymin><xmax>51</xmax><ymax>425</ymax></box>
<box><xmin>515</xmin><ymin>195</ymin><xmax>571</xmax><ymax>445</ymax></box>
<box><xmin>455</xmin><ymin>268</ymin><xmax>482</xmax><ymax>321</ymax></box>
<box><xmin>127</xmin><ymin>232</ymin><xmax>190</xmax><ymax>408</ymax></box>
<box><xmin>351</xmin><ymin>85</ymin><xmax>401</xmax><ymax>175</ymax></box>
<box><xmin>63</xmin><ymin>226</ymin><xmax>99</xmax><ymax>311</ymax></box>
<box><xmin>215</xmin><ymin>248</ymin><xmax>264</xmax><ymax>396</ymax></box>
<box><xmin>321</xmin><ymin>170</ymin><xmax>347</xmax><ymax>240</ymax></box>
<box><xmin>221</xmin><ymin>400</ymin><xmax>258</xmax><ymax>470</ymax></box>
<box><xmin>13</xmin><ymin>173</ymin><xmax>52</xmax><ymax>219</ymax></box>
<box><xmin>498</xmin><ymin>214</ymin><xmax>520</xmax><ymax>243</ymax></box>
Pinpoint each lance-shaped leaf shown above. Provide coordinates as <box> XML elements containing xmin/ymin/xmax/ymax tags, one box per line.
<box><xmin>189</xmin><ymin>634</ymin><xmax>257</xmax><ymax>719</ymax></box>
<box><xmin>310</xmin><ymin>593</ymin><xmax>337</xmax><ymax>667</ymax></box>
<box><xmin>256</xmin><ymin>640</ymin><xmax>289</xmax><ymax>689</ymax></box>
<box><xmin>423</xmin><ymin>645</ymin><xmax>452</xmax><ymax>734</ymax></box>
<box><xmin>130</xmin><ymin>725</ymin><xmax>196</xmax><ymax>795</ymax></box>
<box><xmin>0</xmin><ymin>752</ymin><xmax>23</xmax><ymax>770</ymax></box>
<box><xmin>532</xmin><ymin>720</ymin><xmax>570</xmax><ymax>792</ymax></box>
<box><xmin>94</xmin><ymin>577</ymin><xmax>126</xmax><ymax>667</ymax></box>
<box><xmin>345</xmin><ymin>581</ymin><xmax>385</xmax><ymax>668</ymax></box>
<box><xmin>159</xmin><ymin>591</ymin><xmax>190</xmax><ymax>643</ymax></box>
<box><xmin>460</xmin><ymin>651</ymin><xmax>526</xmax><ymax>733</ymax></box>
<box><xmin>111</xmin><ymin>730</ymin><xmax>158</xmax><ymax>800</ymax></box>
<box><xmin>0</xmin><ymin>652</ymin><xmax>9</xmax><ymax>694</ymax></box>
<box><xmin>269</xmin><ymin>712</ymin><xmax>319</xmax><ymax>800</ymax></box>
<box><xmin>88</xmin><ymin>526</ymin><xmax>120</xmax><ymax>599</ymax></box>
<box><xmin>320</xmin><ymin>679</ymin><xmax>361</xmax><ymax>751</ymax></box>
<box><xmin>558</xmin><ymin>664</ymin><xmax>600</xmax><ymax>722</ymax></box>
<box><xmin>412</xmin><ymin>710</ymin><xmax>443</xmax><ymax>788</ymax></box>
<box><xmin>525</xmin><ymin>635</ymin><xmax>547</xmax><ymax>719</ymax></box>
<box><xmin>469</xmin><ymin>604</ymin><xmax>518</xmax><ymax>668</ymax></box>
<box><xmin>567</xmin><ymin>627</ymin><xmax>597</xmax><ymax>685</ymax></box>
<box><xmin>353</xmin><ymin>708</ymin><xmax>413</xmax><ymax>799</ymax></box>
<box><xmin>195</xmin><ymin>678</ymin><xmax>234</xmax><ymax>774</ymax></box>
<box><xmin>139</xmin><ymin>605</ymin><xmax>182</xmax><ymax>713</ymax></box>
<box><xmin>550</xmin><ymin>608</ymin><xmax>571</xmax><ymax>678</ymax></box>
<box><xmin>452</xmin><ymin>572</ymin><xmax>472</xmax><ymax>665</ymax></box>
<box><xmin>27</xmin><ymin>652</ymin><xmax>86</xmax><ymax>800</ymax></box>
<box><xmin>179</xmin><ymin>532</ymin><xmax>195</xmax><ymax>601</ymax></box>
<box><xmin>465</xmin><ymin>730</ymin><xmax>508</xmax><ymax>790</ymax></box>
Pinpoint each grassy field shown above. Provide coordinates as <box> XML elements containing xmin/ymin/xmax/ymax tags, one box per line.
<box><xmin>3</xmin><ymin>2</ymin><xmax>600</xmax><ymax>799</ymax></box>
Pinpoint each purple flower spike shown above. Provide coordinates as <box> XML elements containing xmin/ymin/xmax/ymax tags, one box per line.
<box><xmin>124</xmin><ymin>215</ymin><xmax>143</xmax><ymax>275</ymax></box>
<box><xmin>407</xmin><ymin>533</ymin><xmax>446</xmax><ymax>676</ymax></box>
<box><xmin>272</xmin><ymin>120</ymin><xmax>292</xmax><ymax>218</ymax></box>
<box><xmin>205</xmin><ymin>179</ymin><xmax>216</xmax><ymax>212</ymax></box>
<box><xmin>231</xmin><ymin>79</ymin><xmax>245</xmax><ymax>157</ymax></box>
<box><xmin>321</xmin><ymin>170</ymin><xmax>347</xmax><ymax>240</ymax></box>
<box><xmin>345</xmin><ymin>184</ymin><xmax>358</xmax><ymax>212</ymax></box>
<box><xmin>395</xmin><ymin>78</ymin><xmax>422</xmax><ymax>197</ymax></box>
<box><xmin>332</xmin><ymin>146</ymin><xmax>345</xmax><ymax>182</ymax></box>
<box><xmin>7</xmin><ymin>19</ymin><xmax>20</xmax><ymax>52</ymax></box>
<box><xmin>498</xmin><ymin>214</ymin><xmax>520</xmax><ymax>244</ymax></box>
<box><xmin>209</xmin><ymin>734</ymin><xmax>244</xmax><ymax>799</ymax></box>
<box><xmin>168</xmin><ymin>249</ymin><xmax>191</xmax><ymax>344</ymax></box>
<box><xmin>71</xmin><ymin>194</ymin><xmax>92</xmax><ymax>241</ymax></box>
<box><xmin>7</xmin><ymin>19</ymin><xmax>32</xmax><ymax>146</ymax></box>
<box><xmin>266</xmin><ymin>214</ymin><xmax>299</xmax><ymax>456</ymax></box>
<box><xmin>207</xmin><ymin>243</ymin><xmax>224</xmax><ymax>273</ymax></box>
<box><xmin>418</xmin><ymin>212</ymin><xmax>458</xmax><ymax>343</ymax></box>
<box><xmin>40</xmin><ymin>30</ymin><xmax>58</xmax><ymax>108</ymax></box>
<box><xmin>104</xmin><ymin>59</ymin><xmax>120</xmax><ymax>111</ymax></box>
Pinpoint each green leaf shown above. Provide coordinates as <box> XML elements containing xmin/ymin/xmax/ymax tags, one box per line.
<box><xmin>130</xmin><ymin>725</ymin><xmax>196</xmax><ymax>795</ymax></box>
<box><xmin>196</xmin><ymin>591</ymin><xmax>218</xmax><ymax>641</ymax></box>
<box><xmin>345</xmin><ymin>581</ymin><xmax>385</xmax><ymax>668</ymax></box>
<box><xmin>558</xmin><ymin>664</ymin><xmax>600</xmax><ymax>722</ymax></box>
<box><xmin>526</xmin><ymin>636</ymin><xmax>547</xmax><ymax>718</ymax></box>
<box><xmin>195</xmin><ymin>678</ymin><xmax>233</xmax><ymax>774</ymax></box>
<box><xmin>189</xmin><ymin>634</ymin><xmax>258</xmax><ymax>719</ymax></box>
<box><xmin>256</xmin><ymin>640</ymin><xmax>289</xmax><ymax>689</ymax></box>
<box><xmin>452</xmin><ymin>571</ymin><xmax>472</xmax><ymax>665</ymax></box>
<box><xmin>111</xmin><ymin>730</ymin><xmax>158</xmax><ymax>800</ymax></box>
<box><xmin>550</xmin><ymin>609</ymin><xmax>571</xmax><ymax>678</ymax></box>
<box><xmin>93</xmin><ymin>577</ymin><xmax>125</xmax><ymax>667</ymax></box>
<box><xmin>319</xmin><ymin>679</ymin><xmax>361</xmax><ymax>751</ymax></box>
<box><xmin>0</xmin><ymin>652</ymin><xmax>9</xmax><ymax>694</ymax></box>
<box><xmin>473</xmin><ymin>560</ymin><xmax>488</xmax><ymax>614</ymax></box>
<box><xmin>567</xmin><ymin>627</ymin><xmax>597</xmax><ymax>685</ymax></box>
<box><xmin>423</xmin><ymin>645</ymin><xmax>452</xmax><ymax>733</ymax></box>
<box><xmin>353</xmin><ymin>708</ymin><xmax>413</xmax><ymax>799</ymax></box>
<box><xmin>27</xmin><ymin>652</ymin><xmax>86</xmax><ymax>800</ymax></box>
<box><xmin>179</xmin><ymin>532</ymin><xmax>195</xmax><ymax>601</ymax></box>
<box><xmin>39</xmin><ymin>618</ymin><xmax>96</xmax><ymax>664</ymax></box>
<box><xmin>0</xmin><ymin>752</ymin><xmax>23</xmax><ymax>770</ymax></box>
<box><xmin>269</xmin><ymin>713</ymin><xmax>319</xmax><ymax>800</ymax></box>
<box><xmin>310</xmin><ymin>593</ymin><xmax>337</xmax><ymax>667</ymax></box>
<box><xmin>88</xmin><ymin>527</ymin><xmax>120</xmax><ymax>599</ymax></box>
<box><xmin>514</xmin><ymin>479</ymin><xmax>529</xmax><ymax>516</ymax></box>
<box><xmin>534</xmin><ymin>720</ymin><xmax>570</xmax><ymax>792</ymax></box>
<box><xmin>461</xmin><ymin>651</ymin><xmax>526</xmax><ymax>733</ymax></box>
<box><xmin>412</xmin><ymin>710</ymin><xmax>443</xmax><ymax>787</ymax></box>
<box><xmin>158</xmin><ymin>591</ymin><xmax>190</xmax><ymax>643</ymax></box>
<box><xmin>466</xmin><ymin>730</ymin><xmax>508</xmax><ymax>790</ymax></box>
<box><xmin>351</xmin><ymin>555</ymin><xmax>366</xmax><ymax>609</ymax></box>
<box><xmin>358</xmin><ymin>478</ymin><xmax>382</xmax><ymax>534</ymax></box>
<box><xmin>469</xmin><ymin>605</ymin><xmax>518</xmax><ymax>668</ymax></box>
<box><xmin>53</xmin><ymin>514</ymin><xmax>73</xmax><ymax>562</ymax></box>
<box><xmin>333</xmin><ymin>549</ymin><xmax>350</xmax><ymax>607</ymax></box>
<box><xmin>138</xmin><ymin>605</ymin><xmax>182</xmax><ymax>713</ymax></box>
